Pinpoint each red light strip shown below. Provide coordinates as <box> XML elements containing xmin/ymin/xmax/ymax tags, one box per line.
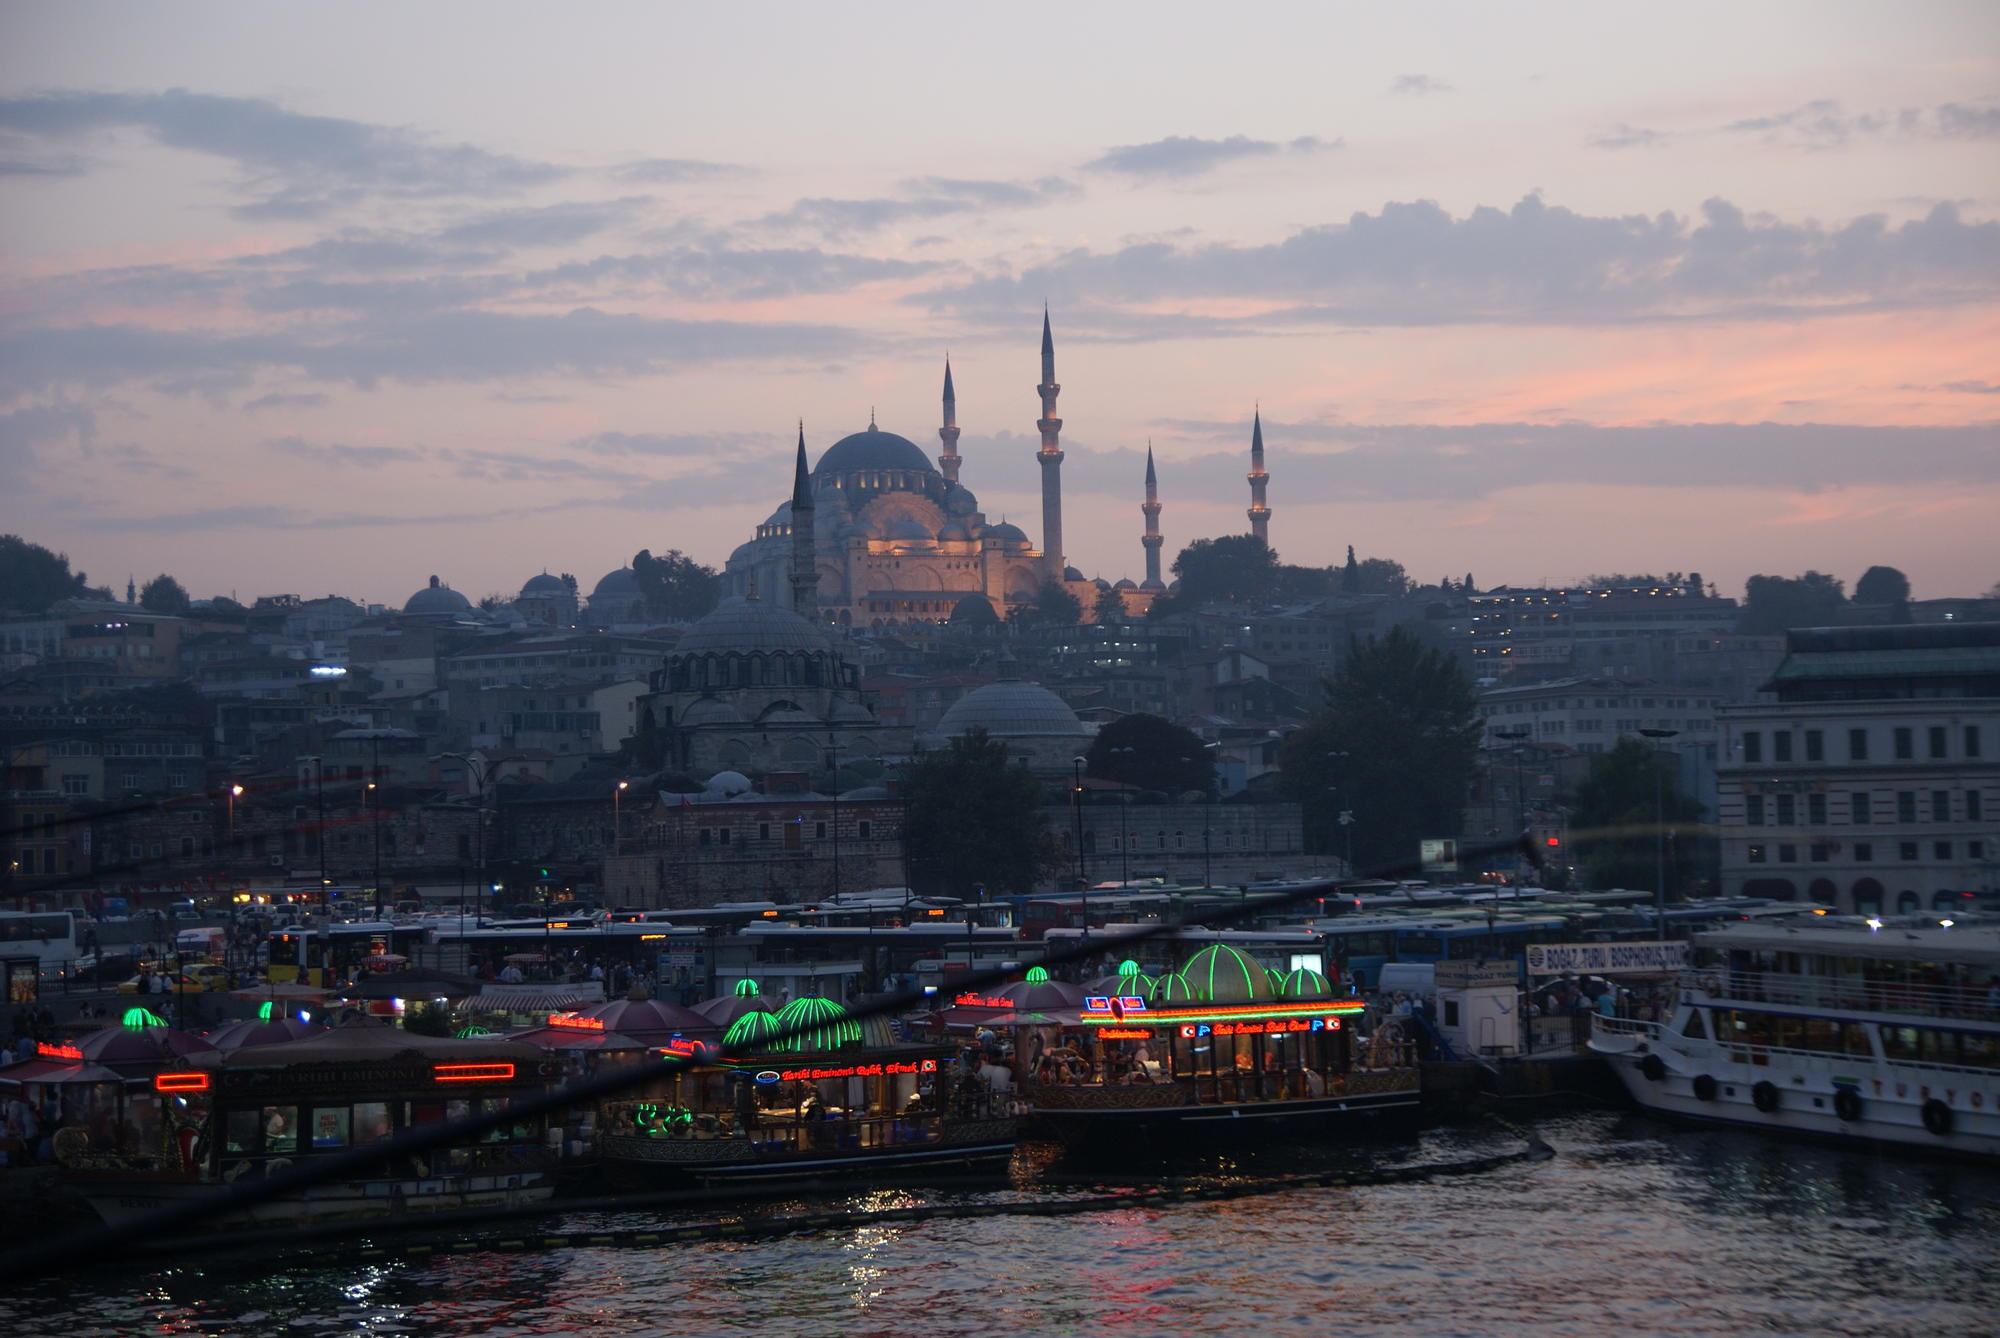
<box><xmin>155</xmin><ymin>1071</ymin><xmax>211</xmax><ymax>1092</ymax></box>
<box><xmin>1081</xmin><ymin>999</ymin><xmax>1363</xmax><ymax>1027</ymax></box>
<box><xmin>433</xmin><ymin>1063</ymin><xmax>516</xmax><ymax>1083</ymax></box>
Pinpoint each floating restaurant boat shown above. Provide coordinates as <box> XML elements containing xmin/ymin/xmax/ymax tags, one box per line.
<box><xmin>62</xmin><ymin>1023</ymin><xmax>565</xmax><ymax>1226</ymax></box>
<box><xmin>1025</xmin><ymin>945</ymin><xmax>1421</xmax><ymax>1154</ymax></box>
<box><xmin>595</xmin><ymin>989</ymin><xmax>1015</xmax><ymax>1183</ymax></box>
<box><xmin>1591</xmin><ymin>918</ymin><xmax>2000</xmax><ymax>1160</ymax></box>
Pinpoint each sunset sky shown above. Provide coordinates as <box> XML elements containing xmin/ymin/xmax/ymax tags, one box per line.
<box><xmin>2</xmin><ymin>1</ymin><xmax>1996</xmax><ymax>608</ymax></box>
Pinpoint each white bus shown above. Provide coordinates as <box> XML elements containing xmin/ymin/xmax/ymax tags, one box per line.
<box><xmin>0</xmin><ymin>909</ymin><xmax>77</xmax><ymax>1003</ymax></box>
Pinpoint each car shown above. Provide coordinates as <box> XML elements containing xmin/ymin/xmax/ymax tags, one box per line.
<box><xmin>72</xmin><ymin>953</ymin><xmax>140</xmax><ymax>985</ymax></box>
<box><xmin>115</xmin><ymin>964</ymin><xmax>230</xmax><ymax>994</ymax></box>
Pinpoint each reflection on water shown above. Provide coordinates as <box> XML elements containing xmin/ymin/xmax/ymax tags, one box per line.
<box><xmin>3</xmin><ymin>1112</ymin><xmax>1995</xmax><ymax>1338</ymax></box>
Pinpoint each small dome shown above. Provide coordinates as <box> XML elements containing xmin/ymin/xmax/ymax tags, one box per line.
<box><xmin>706</xmin><ymin>770</ymin><xmax>754</xmax><ymax>797</ymax></box>
<box><xmin>1279</xmin><ymin>967</ymin><xmax>1334</xmax><ymax>1000</ymax></box>
<box><xmin>593</xmin><ymin>567</ymin><xmax>640</xmax><ymax>597</ymax></box>
<box><xmin>815</xmin><ymin>429</ymin><xmax>938</xmax><ymax>478</ymax></box>
<box><xmin>1063</xmin><ymin>565</ymin><xmax>1085</xmax><ymax>582</ymax></box>
<box><xmin>521</xmin><ymin>572</ymin><xmax>566</xmax><ymax>595</ymax></box>
<box><xmin>888</xmin><ymin>518</ymin><xmax>936</xmax><ymax>542</ymax></box>
<box><xmin>1178</xmin><ymin>944</ymin><xmax>1274</xmax><ymax>1003</ymax></box>
<box><xmin>943</xmin><ymin>484</ymin><xmax>979</xmax><ymax>517</ymax></box>
<box><xmin>673</xmin><ymin>597</ymin><xmax>830</xmax><ymax>655</ymax></box>
<box><xmin>771</xmin><ymin>996</ymin><xmax>864</xmax><ymax>1052</ymax></box>
<box><xmin>404</xmin><ymin>575</ymin><xmax>472</xmax><ymax>615</ymax></box>
<box><xmin>723</xmin><ymin>1010</ymin><xmax>784</xmax><ymax>1048</ymax></box>
<box><xmin>938</xmin><ymin>520</ymin><xmax>973</xmax><ymax>541</ymax></box>
<box><xmin>1151</xmin><ymin>972</ymin><xmax>1198</xmax><ymax>1003</ymax></box>
<box><xmin>1114</xmin><ymin>578</ymin><xmax>1137</xmax><ymax>591</ymax></box>
<box><xmin>937</xmin><ymin>680</ymin><xmax>1085</xmax><ymax>738</ymax></box>
<box><xmin>984</xmin><ymin>522</ymin><xmax>1030</xmax><ymax>546</ymax></box>
<box><xmin>949</xmin><ymin>594</ymin><xmax>1000</xmax><ymax>627</ymax></box>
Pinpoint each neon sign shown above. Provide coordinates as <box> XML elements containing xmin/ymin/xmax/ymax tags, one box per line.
<box><xmin>659</xmin><ymin>1037</ymin><xmax>711</xmax><ymax>1058</ymax></box>
<box><xmin>154</xmin><ymin>1072</ymin><xmax>211</xmax><ymax>1092</ymax></box>
<box><xmin>1084</xmin><ymin>998</ymin><xmax>1363</xmax><ymax>1028</ymax></box>
<box><xmin>1081</xmin><ymin>996</ymin><xmax>1148</xmax><ymax>1014</ymax></box>
<box><xmin>952</xmin><ymin>992</ymin><xmax>1014</xmax><ymax>1009</ymax></box>
<box><xmin>754</xmin><ymin>1070</ymin><xmax>781</xmax><ymax>1085</ymax></box>
<box><xmin>433</xmin><ymin>1062</ymin><xmax>516</xmax><ymax>1083</ymax></box>
<box><xmin>776</xmin><ymin>1061</ymin><xmax>924</xmax><ymax>1081</ymax></box>
<box><xmin>1099</xmin><ymin>1028</ymin><xmax>1153</xmax><ymax>1040</ymax></box>
<box><xmin>547</xmin><ymin>1012</ymin><xmax>606</xmax><ymax>1030</ymax></box>
<box><xmin>35</xmin><ymin>1042</ymin><xmax>83</xmax><ymax>1062</ymax></box>
<box><xmin>1175</xmin><ymin>1017</ymin><xmax>1340</xmax><ymax>1039</ymax></box>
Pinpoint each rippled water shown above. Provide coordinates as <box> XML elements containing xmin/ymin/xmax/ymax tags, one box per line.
<box><xmin>4</xmin><ymin>1112</ymin><xmax>1995</xmax><ymax>1338</ymax></box>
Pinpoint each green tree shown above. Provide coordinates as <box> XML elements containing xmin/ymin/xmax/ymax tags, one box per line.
<box><xmin>1084</xmin><ymin>713</ymin><xmax>1214</xmax><ymax>794</ymax></box>
<box><xmin>1854</xmin><ymin>565</ymin><xmax>1911</xmax><ymax>605</ymax></box>
<box><xmin>631</xmin><ymin>548</ymin><xmax>721</xmax><ymax>621</ymax></box>
<box><xmin>1011</xmin><ymin>580</ymin><xmax>1082</xmax><ymax>627</ymax></box>
<box><xmin>1738</xmin><ymin>571</ymin><xmax>1848</xmax><ymax>634</ymax></box>
<box><xmin>902</xmin><ymin>729</ymin><xmax>1064</xmax><ymax>896</ymax></box>
<box><xmin>1278</xmin><ymin>626</ymin><xmax>1481</xmax><ymax>876</ymax></box>
<box><xmin>1172</xmin><ymin>535</ymin><xmax>1281</xmax><ymax>604</ymax></box>
<box><xmin>138</xmin><ymin>574</ymin><xmax>190</xmax><ymax>614</ymax></box>
<box><xmin>0</xmin><ymin>535</ymin><xmax>91</xmax><ymax>612</ymax></box>
<box><xmin>1567</xmin><ymin>737</ymin><xmax>1706</xmax><ymax>895</ymax></box>
<box><xmin>1092</xmin><ymin>585</ymin><xmax>1125</xmax><ymax>624</ymax></box>
<box><xmin>1342</xmin><ymin>545</ymin><xmax>1360</xmax><ymax>591</ymax></box>
<box><xmin>1349</xmin><ymin>557</ymin><xmax>1409</xmax><ymax>597</ymax></box>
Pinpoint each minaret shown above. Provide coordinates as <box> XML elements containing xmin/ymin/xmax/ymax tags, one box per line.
<box><xmin>1036</xmin><ymin>308</ymin><xmax>1065</xmax><ymax>582</ymax></box>
<box><xmin>1247</xmin><ymin>408</ymin><xmax>1270</xmax><ymax>546</ymax></box>
<box><xmin>938</xmin><ymin>357</ymin><xmax>962</xmax><ymax>485</ymax></box>
<box><xmin>789</xmin><ymin>422</ymin><xmax>818</xmax><ymax>623</ymax></box>
<box><xmin>1140</xmin><ymin>442</ymin><xmax>1165</xmax><ymax>589</ymax></box>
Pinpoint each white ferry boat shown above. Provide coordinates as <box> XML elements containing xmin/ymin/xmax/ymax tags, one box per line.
<box><xmin>1591</xmin><ymin>918</ymin><xmax>1999</xmax><ymax>1160</ymax></box>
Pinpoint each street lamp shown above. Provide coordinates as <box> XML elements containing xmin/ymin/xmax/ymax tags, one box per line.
<box><xmin>366</xmin><ymin>781</ymin><xmax>381</xmax><ymax>920</ymax></box>
<box><xmin>1071</xmin><ymin>756</ymin><xmax>1088</xmax><ymax>931</ymax></box>
<box><xmin>613</xmin><ymin>781</ymin><xmax>629</xmax><ymax>857</ymax></box>
<box><xmin>1637</xmin><ymin>728</ymin><xmax>1681</xmax><ymax>928</ymax></box>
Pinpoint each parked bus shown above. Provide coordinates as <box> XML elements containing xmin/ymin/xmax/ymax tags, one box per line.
<box><xmin>0</xmin><ymin>909</ymin><xmax>77</xmax><ymax>1003</ymax></box>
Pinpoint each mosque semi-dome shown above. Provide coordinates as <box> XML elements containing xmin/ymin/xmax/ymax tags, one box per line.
<box><xmin>593</xmin><ymin>567</ymin><xmax>640</xmax><ymax>598</ymax></box>
<box><xmin>404</xmin><ymin>575</ymin><xmax>472</xmax><ymax>615</ymax></box>
<box><xmin>1114</xmin><ymin>578</ymin><xmax>1138</xmax><ymax>591</ymax></box>
<box><xmin>521</xmin><ymin>572</ymin><xmax>566</xmax><ymax>595</ymax></box>
<box><xmin>815</xmin><ymin>429</ymin><xmax>938</xmax><ymax>478</ymax></box>
<box><xmin>984</xmin><ymin>522</ymin><xmax>1030</xmax><ymax>547</ymax></box>
<box><xmin>937</xmin><ymin>680</ymin><xmax>1086</xmax><ymax>739</ymax></box>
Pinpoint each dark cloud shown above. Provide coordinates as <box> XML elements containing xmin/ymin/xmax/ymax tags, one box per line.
<box><xmin>263</xmin><ymin>434</ymin><xmax>422</xmax><ymax>469</ymax></box>
<box><xmin>0</xmin><ymin>309</ymin><xmax>863</xmax><ymax>397</ymax></box>
<box><xmin>606</xmin><ymin>157</ymin><xmax>741</xmax><ymax>184</ymax></box>
<box><xmin>756</xmin><ymin>177</ymin><xmax>1076</xmax><ymax>237</ymax></box>
<box><xmin>1593</xmin><ymin>100</ymin><xmax>2000</xmax><ymax>152</ymax></box>
<box><xmin>523</xmin><ymin>247</ymin><xmax>938</xmax><ymax>300</ymax></box>
<box><xmin>1940</xmin><ymin>380</ymin><xmax>2000</xmax><ymax>394</ymax></box>
<box><xmin>0</xmin><ymin>89</ymin><xmax>566</xmax><ymax>217</ymax></box>
<box><xmin>1084</xmin><ymin>134</ymin><xmax>1339</xmax><ymax>179</ymax></box>
<box><xmin>242</xmin><ymin>392</ymin><xmax>331</xmax><ymax>412</ymax></box>
<box><xmin>1083</xmin><ymin>420</ymin><xmax>2000</xmax><ymax>506</ymax></box>
<box><xmin>913</xmin><ymin>195</ymin><xmax>2000</xmax><ymax>326</ymax></box>
<box><xmin>231</xmin><ymin>234</ymin><xmax>502</xmax><ymax>271</ymax></box>
<box><xmin>437</xmin><ymin>198</ymin><xmax>651</xmax><ymax>249</ymax></box>
<box><xmin>1389</xmin><ymin>75</ymin><xmax>1453</xmax><ymax>96</ymax></box>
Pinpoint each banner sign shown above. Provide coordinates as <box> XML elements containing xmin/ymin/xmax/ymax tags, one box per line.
<box><xmin>1525</xmin><ymin>941</ymin><xmax>1688</xmax><ymax>976</ymax></box>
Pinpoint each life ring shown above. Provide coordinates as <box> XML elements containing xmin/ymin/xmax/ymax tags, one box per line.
<box><xmin>1921</xmin><ymin>1098</ymin><xmax>1953</xmax><ymax>1137</ymax></box>
<box><xmin>1639</xmin><ymin>1053</ymin><xmax>1667</xmax><ymax>1083</ymax></box>
<box><xmin>1691</xmin><ymin>1073</ymin><xmax>1719</xmax><ymax>1102</ymax></box>
<box><xmin>1751</xmin><ymin>1081</ymin><xmax>1780</xmax><ymax>1114</ymax></box>
<box><xmin>1833</xmin><ymin>1087</ymin><xmax>1863</xmax><ymax>1123</ymax></box>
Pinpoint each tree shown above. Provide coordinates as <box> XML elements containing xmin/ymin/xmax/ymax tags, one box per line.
<box><xmin>1348</xmin><ymin>557</ymin><xmax>1409</xmax><ymax>597</ymax></box>
<box><xmin>1027</xmin><ymin>581</ymin><xmax>1082</xmax><ymax>627</ymax></box>
<box><xmin>1278</xmin><ymin>626</ymin><xmax>1481</xmax><ymax>876</ymax></box>
<box><xmin>902</xmin><ymin>729</ymin><xmax>1064</xmax><ymax>896</ymax></box>
<box><xmin>138</xmin><ymin>574</ymin><xmax>189</xmax><ymax>615</ymax></box>
<box><xmin>1854</xmin><ymin>565</ymin><xmax>1911</xmax><ymax>605</ymax></box>
<box><xmin>631</xmin><ymin>548</ymin><xmax>721</xmax><ymax>621</ymax></box>
<box><xmin>1084</xmin><ymin>713</ymin><xmax>1214</xmax><ymax>794</ymax></box>
<box><xmin>0</xmin><ymin>535</ymin><xmax>90</xmax><ymax>612</ymax></box>
<box><xmin>1172</xmin><ymin>535</ymin><xmax>1281</xmax><ymax>604</ymax></box>
<box><xmin>1738</xmin><ymin>571</ymin><xmax>1848</xmax><ymax>634</ymax></box>
<box><xmin>1342</xmin><ymin>545</ymin><xmax>1359</xmax><ymax>592</ymax></box>
<box><xmin>1567</xmin><ymin>737</ymin><xmax>1706</xmax><ymax>894</ymax></box>
<box><xmin>1092</xmin><ymin>585</ymin><xmax>1125</xmax><ymax>624</ymax></box>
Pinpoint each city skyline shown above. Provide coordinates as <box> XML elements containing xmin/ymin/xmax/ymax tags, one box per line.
<box><xmin>3</xmin><ymin>2</ymin><xmax>1997</xmax><ymax>606</ymax></box>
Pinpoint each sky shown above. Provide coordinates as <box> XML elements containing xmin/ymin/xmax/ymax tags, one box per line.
<box><xmin>1</xmin><ymin>0</ymin><xmax>1996</xmax><ymax>609</ymax></box>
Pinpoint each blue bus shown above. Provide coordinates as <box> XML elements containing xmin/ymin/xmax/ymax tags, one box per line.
<box><xmin>1391</xmin><ymin>915</ymin><xmax>1570</xmax><ymax>983</ymax></box>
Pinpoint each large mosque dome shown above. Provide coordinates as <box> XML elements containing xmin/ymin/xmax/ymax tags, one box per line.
<box><xmin>815</xmin><ymin>429</ymin><xmax>937</xmax><ymax>478</ymax></box>
<box><xmin>673</xmin><ymin>597</ymin><xmax>829</xmax><ymax>656</ymax></box>
<box><xmin>403</xmin><ymin>576</ymin><xmax>471</xmax><ymax>615</ymax></box>
<box><xmin>937</xmin><ymin>680</ymin><xmax>1086</xmax><ymax>739</ymax></box>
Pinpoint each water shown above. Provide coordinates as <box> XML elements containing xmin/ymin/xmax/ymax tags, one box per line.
<box><xmin>4</xmin><ymin>1112</ymin><xmax>1996</xmax><ymax>1338</ymax></box>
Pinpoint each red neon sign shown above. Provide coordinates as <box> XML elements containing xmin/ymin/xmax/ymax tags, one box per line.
<box><xmin>35</xmin><ymin>1042</ymin><xmax>83</xmax><ymax>1062</ymax></box>
<box><xmin>952</xmin><ymin>992</ymin><xmax>1014</xmax><ymax>1009</ymax></box>
<box><xmin>659</xmin><ymin>1037</ymin><xmax>709</xmax><ymax>1057</ymax></box>
<box><xmin>1099</xmin><ymin>1027</ymin><xmax>1153</xmax><ymax>1040</ymax></box>
<box><xmin>154</xmin><ymin>1071</ymin><xmax>211</xmax><ymax>1092</ymax></box>
<box><xmin>547</xmin><ymin>1012</ymin><xmax>606</xmax><ymax>1030</ymax></box>
<box><xmin>776</xmin><ymin>1061</ymin><xmax>924</xmax><ymax>1082</ymax></box>
<box><xmin>433</xmin><ymin>1063</ymin><xmax>517</xmax><ymax>1083</ymax></box>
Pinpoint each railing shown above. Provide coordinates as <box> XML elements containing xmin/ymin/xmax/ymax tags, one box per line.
<box><xmin>604</xmin><ymin>1098</ymin><xmax>1000</xmax><ymax>1155</ymax></box>
<box><xmin>1687</xmin><ymin>969</ymin><xmax>1995</xmax><ymax>1024</ymax></box>
<box><xmin>1592</xmin><ymin>1014</ymin><xmax>1998</xmax><ymax>1080</ymax></box>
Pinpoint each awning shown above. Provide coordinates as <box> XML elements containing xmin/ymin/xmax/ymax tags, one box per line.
<box><xmin>465</xmin><ymin>989</ymin><xmax>586</xmax><ymax>1011</ymax></box>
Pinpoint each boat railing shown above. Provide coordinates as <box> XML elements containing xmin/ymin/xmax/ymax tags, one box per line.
<box><xmin>1685</xmin><ymin>968</ymin><xmax>1994</xmax><ymax>1023</ymax></box>
<box><xmin>1704</xmin><ymin>1037</ymin><xmax>1995</xmax><ymax>1081</ymax></box>
<box><xmin>1593</xmin><ymin>1015</ymin><xmax>1663</xmax><ymax>1043</ymax></box>
<box><xmin>604</xmin><ymin>1100</ymin><xmax>984</xmax><ymax>1154</ymax></box>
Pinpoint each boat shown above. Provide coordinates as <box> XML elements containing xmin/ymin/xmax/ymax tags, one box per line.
<box><xmin>59</xmin><ymin>1023</ymin><xmax>566</xmax><ymax>1226</ymax></box>
<box><xmin>594</xmin><ymin>991</ymin><xmax>1015</xmax><ymax>1183</ymax></box>
<box><xmin>1023</xmin><ymin>945</ymin><xmax>1422</xmax><ymax>1156</ymax></box>
<box><xmin>1590</xmin><ymin>917</ymin><xmax>2000</xmax><ymax>1159</ymax></box>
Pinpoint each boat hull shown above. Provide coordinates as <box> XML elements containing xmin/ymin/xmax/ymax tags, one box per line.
<box><xmin>1030</xmin><ymin>1073</ymin><xmax>1423</xmax><ymax>1155</ymax></box>
<box><xmin>75</xmin><ymin>1171</ymin><xmax>556</xmax><ymax>1227</ymax></box>
<box><xmin>598</xmin><ymin>1118</ymin><xmax>1017</xmax><ymax>1184</ymax></box>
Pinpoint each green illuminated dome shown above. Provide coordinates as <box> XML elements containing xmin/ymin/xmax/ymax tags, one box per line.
<box><xmin>1279</xmin><ymin>967</ymin><xmax>1334</xmax><ymax>1000</ymax></box>
<box><xmin>724</xmin><ymin>1010</ymin><xmax>784</xmax><ymax>1048</ymax></box>
<box><xmin>1151</xmin><ymin>971</ymin><xmax>1199</xmax><ymax>1003</ymax></box>
<box><xmin>1177</xmin><ymin>944</ymin><xmax>1275</xmax><ymax>1003</ymax></box>
<box><xmin>733</xmin><ymin>979</ymin><xmax>761</xmax><ymax>997</ymax></box>
<box><xmin>1025</xmin><ymin>966</ymin><xmax>1050</xmax><ymax>983</ymax></box>
<box><xmin>1265</xmin><ymin>967</ymin><xmax>1287</xmax><ymax>991</ymax></box>
<box><xmin>771</xmin><ymin>995</ymin><xmax>864</xmax><ymax>1052</ymax></box>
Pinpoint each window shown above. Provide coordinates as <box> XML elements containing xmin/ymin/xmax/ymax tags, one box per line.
<box><xmin>1851</xmin><ymin>792</ymin><xmax>1871</xmax><ymax>825</ymax></box>
<box><xmin>1776</xmin><ymin>794</ymin><xmax>1796</xmax><ymax>826</ymax></box>
<box><xmin>262</xmin><ymin>1106</ymin><xmax>299</xmax><ymax>1153</ymax></box>
<box><xmin>1899</xmin><ymin>841</ymin><xmax>1918</xmax><ymax>861</ymax></box>
<box><xmin>61</xmin><ymin>774</ymin><xmax>89</xmax><ymax>796</ymax></box>
<box><xmin>1897</xmin><ymin>792</ymin><xmax>1917</xmax><ymax>823</ymax></box>
<box><xmin>1848</xmin><ymin>728</ymin><xmax>1869</xmax><ymax>761</ymax></box>
<box><xmin>757</xmin><ymin>823</ymin><xmax>769</xmax><ymax>842</ymax></box>
<box><xmin>1853</xmin><ymin>842</ymin><xmax>1873</xmax><ymax>863</ymax></box>
<box><xmin>1929</xmin><ymin>725</ymin><xmax>1948</xmax><ymax>759</ymax></box>
<box><xmin>1970</xmin><ymin>791</ymin><xmax>1983</xmax><ymax>822</ymax></box>
<box><xmin>1810</xmin><ymin>844</ymin><xmax>1829</xmax><ymax>863</ymax></box>
<box><xmin>1972</xmin><ymin>840</ymin><xmax>1987</xmax><ymax>860</ymax></box>
<box><xmin>1778</xmin><ymin>844</ymin><xmax>1797</xmax><ymax>864</ymax></box>
<box><xmin>1746</xmin><ymin>794</ymin><xmax>1766</xmax><ymax>825</ymax></box>
<box><xmin>697</xmin><ymin>829</ymin><xmax>711</xmax><ymax>847</ymax></box>
<box><xmin>1931</xmin><ymin>791</ymin><xmax>1950</xmax><ymax>823</ymax></box>
<box><xmin>1934</xmin><ymin>841</ymin><xmax>1952</xmax><ymax>861</ymax></box>
<box><xmin>814</xmin><ymin>821</ymin><xmax>826</xmax><ymax>839</ymax></box>
<box><xmin>1742</xmin><ymin>731</ymin><xmax>1763</xmax><ymax>763</ymax></box>
<box><xmin>1894</xmin><ymin>727</ymin><xmax>1913</xmax><ymax>760</ymax></box>
<box><xmin>857</xmin><ymin>820</ymin><xmax>871</xmax><ymax>840</ymax></box>
<box><xmin>1747</xmin><ymin>845</ymin><xmax>1766</xmax><ymax>864</ymax></box>
<box><xmin>310</xmin><ymin>1107</ymin><xmax>351</xmax><ymax>1149</ymax></box>
<box><xmin>1968</xmin><ymin>725</ymin><xmax>1983</xmax><ymax>758</ymax></box>
<box><xmin>1774</xmin><ymin>733</ymin><xmax>1793</xmax><ymax>763</ymax></box>
<box><xmin>1808</xmin><ymin>793</ymin><xmax>1826</xmax><ymax>825</ymax></box>
<box><xmin>1804</xmin><ymin>730</ymin><xmax>1824</xmax><ymax>762</ymax></box>
<box><xmin>718</xmin><ymin>828</ymin><xmax>730</xmax><ymax>846</ymax></box>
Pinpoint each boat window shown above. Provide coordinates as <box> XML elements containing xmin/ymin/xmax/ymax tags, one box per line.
<box><xmin>354</xmin><ymin>1101</ymin><xmax>393</xmax><ymax>1143</ymax></box>
<box><xmin>1919</xmin><ymin>1030</ymin><xmax>1961</xmax><ymax>1066</ymax></box>
<box><xmin>1680</xmin><ymin>1009</ymin><xmax>1708</xmax><ymax>1039</ymax></box>
<box><xmin>1960</xmin><ymin>1033</ymin><xmax>1998</xmax><ymax>1069</ymax></box>
<box><xmin>409</xmin><ymin>1101</ymin><xmax>445</xmax><ymax>1126</ymax></box>
<box><xmin>224</xmin><ymin>1109</ymin><xmax>260</xmax><ymax>1154</ymax></box>
<box><xmin>310</xmin><ymin>1106</ymin><xmax>351</xmax><ymax>1150</ymax></box>
<box><xmin>1880</xmin><ymin>1026</ymin><xmax>1920</xmax><ymax>1063</ymax></box>
<box><xmin>262</xmin><ymin>1105</ymin><xmax>299</xmax><ymax>1153</ymax></box>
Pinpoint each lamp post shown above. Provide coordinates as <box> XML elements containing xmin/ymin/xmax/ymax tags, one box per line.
<box><xmin>1071</xmin><ymin>756</ymin><xmax>1088</xmax><ymax>931</ymax></box>
<box><xmin>366</xmin><ymin>781</ymin><xmax>381</xmax><ymax>920</ymax></box>
<box><xmin>613</xmin><ymin>781</ymin><xmax>629</xmax><ymax>855</ymax></box>
<box><xmin>1493</xmin><ymin>728</ymin><xmax>1530</xmax><ymax>884</ymax></box>
<box><xmin>828</xmin><ymin>734</ymin><xmax>841</xmax><ymax>900</ymax></box>
<box><xmin>440</xmin><ymin>752</ymin><xmax>493</xmax><ymax>925</ymax></box>
<box><xmin>1638</xmin><ymin>727</ymin><xmax>1681</xmax><ymax>929</ymax></box>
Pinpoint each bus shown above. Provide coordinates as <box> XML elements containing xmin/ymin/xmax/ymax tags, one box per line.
<box><xmin>1391</xmin><ymin>915</ymin><xmax>1572</xmax><ymax>984</ymax></box>
<box><xmin>265</xmin><ymin>921</ymin><xmax>429</xmax><ymax>986</ymax></box>
<box><xmin>0</xmin><ymin>909</ymin><xmax>77</xmax><ymax>1003</ymax></box>
<box><xmin>1304</xmin><ymin>916</ymin><xmax>1465</xmax><ymax>992</ymax></box>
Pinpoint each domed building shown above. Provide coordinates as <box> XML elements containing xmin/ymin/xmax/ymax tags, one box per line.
<box><xmin>516</xmin><ymin>571</ymin><xmax>578</xmax><ymax>627</ymax></box>
<box><xmin>926</xmin><ymin>678</ymin><xmax>1091</xmax><ymax>774</ymax></box>
<box><xmin>402</xmin><ymin>575</ymin><xmax>473</xmax><ymax>619</ymax></box>
<box><xmin>631</xmin><ymin>593</ymin><xmax>908</xmax><ymax>775</ymax></box>
<box><xmin>584</xmin><ymin>566</ymin><xmax>646</xmax><ymax>628</ymax></box>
